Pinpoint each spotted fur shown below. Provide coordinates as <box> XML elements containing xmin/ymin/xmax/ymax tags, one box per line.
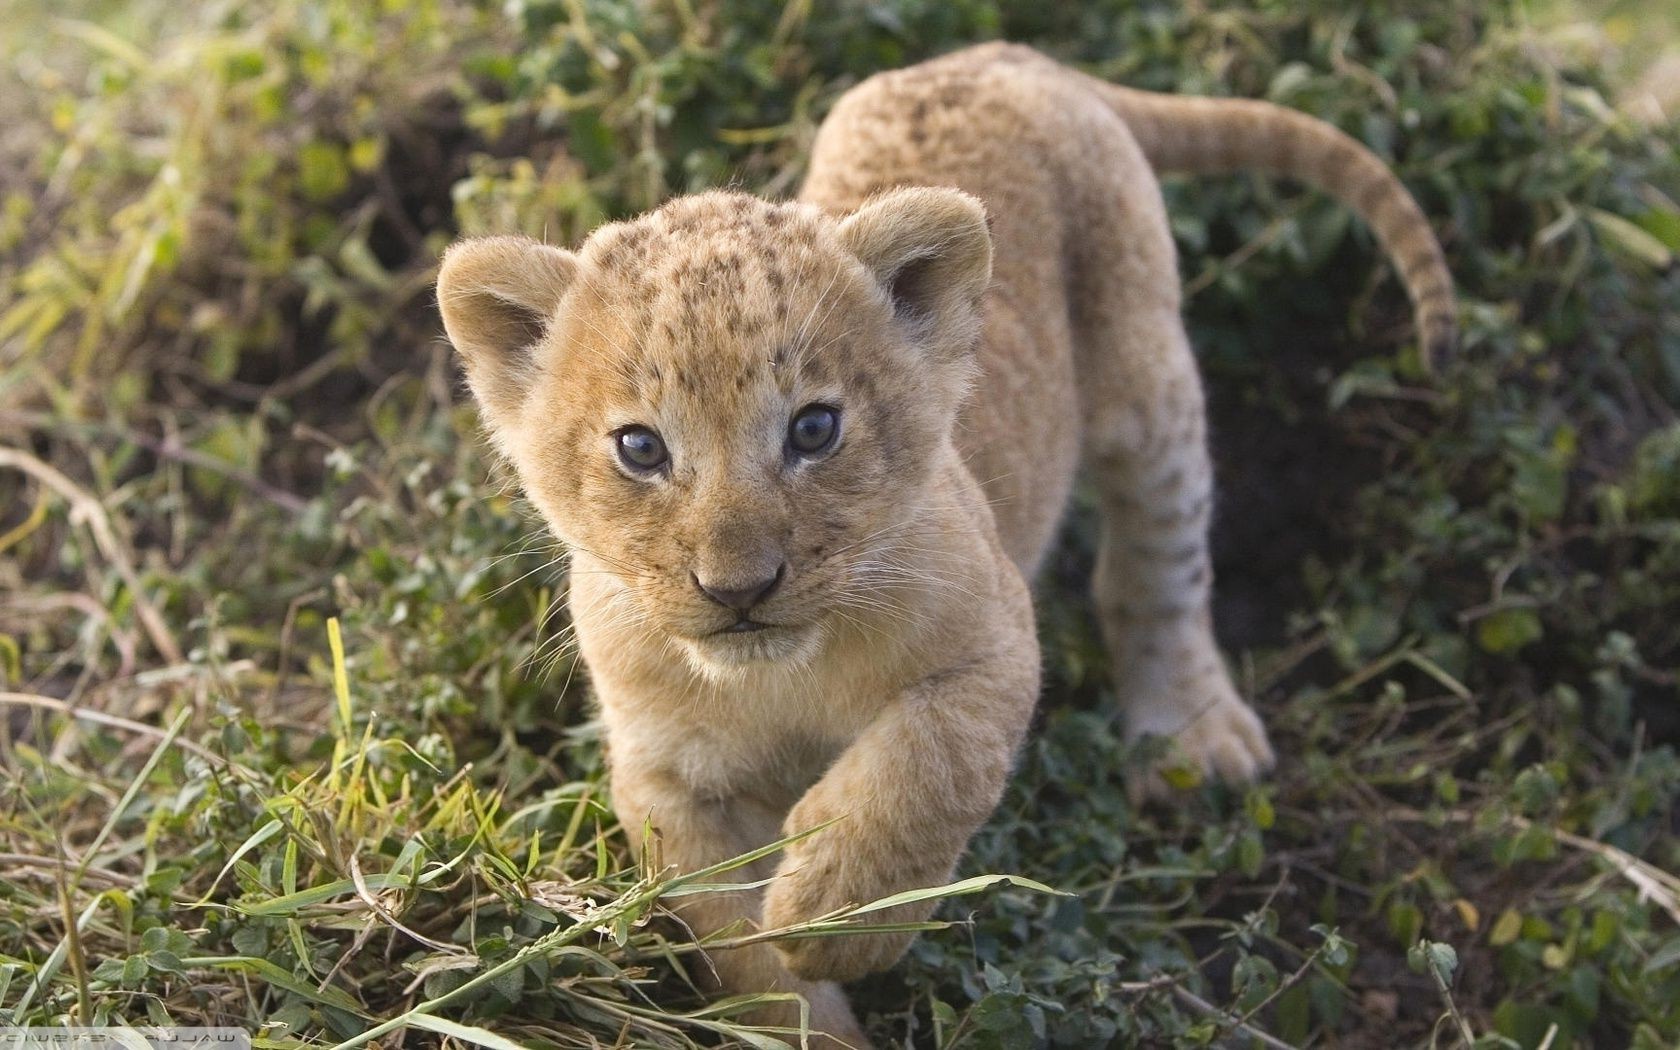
<box><xmin>436</xmin><ymin>42</ymin><xmax>1456</xmax><ymax>1047</ymax></box>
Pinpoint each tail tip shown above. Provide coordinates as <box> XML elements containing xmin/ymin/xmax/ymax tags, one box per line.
<box><xmin>1418</xmin><ymin>312</ymin><xmax>1458</xmax><ymax>374</ymax></box>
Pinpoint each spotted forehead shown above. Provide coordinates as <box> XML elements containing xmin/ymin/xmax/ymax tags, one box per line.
<box><xmin>589</xmin><ymin>198</ymin><xmax>848</xmax><ymax>335</ymax></box>
<box><xmin>578</xmin><ymin>196</ymin><xmax>862</xmax><ymax>393</ymax></box>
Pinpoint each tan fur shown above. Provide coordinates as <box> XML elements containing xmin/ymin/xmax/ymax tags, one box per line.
<box><xmin>436</xmin><ymin>42</ymin><xmax>1455</xmax><ymax>1047</ymax></box>
<box><xmin>1090</xmin><ymin>79</ymin><xmax>1457</xmax><ymax>362</ymax></box>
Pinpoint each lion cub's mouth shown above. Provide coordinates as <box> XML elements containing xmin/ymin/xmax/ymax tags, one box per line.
<box><xmin>681</xmin><ymin>616</ymin><xmax>824</xmax><ymax>675</ymax></box>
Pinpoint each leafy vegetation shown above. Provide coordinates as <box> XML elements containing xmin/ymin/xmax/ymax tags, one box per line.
<box><xmin>2</xmin><ymin>0</ymin><xmax>1678</xmax><ymax>1046</ymax></box>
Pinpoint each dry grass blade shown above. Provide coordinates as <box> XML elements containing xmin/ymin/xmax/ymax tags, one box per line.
<box><xmin>0</xmin><ymin>448</ymin><xmax>183</xmax><ymax>664</ymax></box>
<box><xmin>0</xmin><ymin>690</ymin><xmax>254</xmax><ymax>775</ymax></box>
<box><xmin>1391</xmin><ymin>808</ymin><xmax>1680</xmax><ymax>926</ymax></box>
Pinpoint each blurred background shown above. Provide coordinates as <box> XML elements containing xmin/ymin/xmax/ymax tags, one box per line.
<box><xmin>1</xmin><ymin>1</ymin><xmax>1677</xmax><ymax>1047</ymax></box>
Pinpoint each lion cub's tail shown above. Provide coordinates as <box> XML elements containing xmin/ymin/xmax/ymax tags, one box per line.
<box><xmin>1090</xmin><ymin>80</ymin><xmax>1457</xmax><ymax>367</ymax></box>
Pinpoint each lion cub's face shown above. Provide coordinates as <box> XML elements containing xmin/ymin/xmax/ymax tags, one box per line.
<box><xmin>437</xmin><ymin>190</ymin><xmax>992</xmax><ymax>674</ymax></box>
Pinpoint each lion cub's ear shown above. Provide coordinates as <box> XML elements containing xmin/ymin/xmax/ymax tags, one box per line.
<box><xmin>837</xmin><ymin>187</ymin><xmax>993</xmax><ymax>359</ymax></box>
<box><xmin>436</xmin><ymin>236</ymin><xmax>578</xmax><ymax>427</ymax></box>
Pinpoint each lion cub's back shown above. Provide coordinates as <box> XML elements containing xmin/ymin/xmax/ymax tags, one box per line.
<box><xmin>800</xmin><ymin>44</ymin><xmax>1167</xmax><ymax>574</ymax></box>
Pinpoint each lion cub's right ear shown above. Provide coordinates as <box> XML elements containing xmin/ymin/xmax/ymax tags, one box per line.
<box><xmin>436</xmin><ymin>236</ymin><xmax>578</xmax><ymax>429</ymax></box>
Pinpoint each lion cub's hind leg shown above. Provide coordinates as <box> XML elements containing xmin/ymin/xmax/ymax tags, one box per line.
<box><xmin>1079</xmin><ymin>295</ymin><xmax>1274</xmax><ymax>797</ymax></box>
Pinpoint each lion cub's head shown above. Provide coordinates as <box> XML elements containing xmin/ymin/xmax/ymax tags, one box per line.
<box><xmin>437</xmin><ymin>189</ymin><xmax>991</xmax><ymax>674</ymax></box>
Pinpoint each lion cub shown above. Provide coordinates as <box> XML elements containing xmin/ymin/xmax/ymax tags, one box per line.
<box><xmin>437</xmin><ymin>42</ymin><xmax>1453</xmax><ymax>1048</ymax></box>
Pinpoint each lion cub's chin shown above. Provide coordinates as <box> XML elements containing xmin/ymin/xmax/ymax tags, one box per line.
<box><xmin>678</xmin><ymin>623</ymin><xmax>826</xmax><ymax>680</ymax></box>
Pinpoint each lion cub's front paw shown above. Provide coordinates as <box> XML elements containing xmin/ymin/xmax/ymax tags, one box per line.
<box><xmin>771</xmin><ymin>922</ymin><xmax>912</xmax><ymax>984</ymax></box>
<box><xmin>1126</xmin><ymin>675</ymin><xmax>1274</xmax><ymax>802</ymax></box>
<box><xmin>763</xmin><ymin>859</ymin><xmax>914</xmax><ymax>983</ymax></box>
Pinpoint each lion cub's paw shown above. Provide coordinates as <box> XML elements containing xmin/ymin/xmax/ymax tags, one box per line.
<box><xmin>764</xmin><ymin>864</ymin><xmax>914</xmax><ymax>983</ymax></box>
<box><xmin>1126</xmin><ymin>677</ymin><xmax>1274</xmax><ymax>802</ymax></box>
<box><xmin>770</xmin><ymin>924</ymin><xmax>912</xmax><ymax>985</ymax></box>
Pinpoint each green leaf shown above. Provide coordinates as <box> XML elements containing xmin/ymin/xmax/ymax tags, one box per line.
<box><xmin>1388</xmin><ymin>901</ymin><xmax>1423</xmax><ymax>947</ymax></box>
<box><xmin>1408</xmin><ymin>939</ymin><xmax>1459</xmax><ymax>986</ymax></box>
<box><xmin>1642</xmin><ymin>937</ymin><xmax>1680</xmax><ymax>977</ymax></box>
<box><xmin>1635</xmin><ymin>208</ymin><xmax>1680</xmax><ymax>251</ymax></box>
<box><xmin>1232</xmin><ymin>953</ymin><xmax>1279</xmax><ymax>1010</ymax></box>
<box><xmin>298</xmin><ymin>142</ymin><xmax>350</xmax><ymax>201</ymax></box>
<box><xmin>488</xmin><ymin>963</ymin><xmax>524</xmax><ymax>1002</ymax></box>
<box><xmin>191</xmin><ymin>817</ymin><xmax>284</xmax><ymax>905</ymax></box>
<box><xmin>1475</xmin><ymin>608</ymin><xmax>1543</xmax><ymax>654</ymax></box>
<box><xmin>1511</xmin><ymin>765</ymin><xmax>1561</xmax><ymax>815</ymax></box>
<box><xmin>1489</xmin><ymin>909</ymin><xmax>1523</xmax><ymax>947</ymax></box>
<box><xmin>236</xmin><ymin>872</ymin><xmax>415</xmax><ymax>915</ymax></box>
<box><xmin>1588</xmin><ymin>207</ymin><xmax>1674</xmax><ymax>267</ymax></box>
<box><xmin>178</xmin><ymin>955</ymin><xmax>366</xmax><ymax>1015</ymax></box>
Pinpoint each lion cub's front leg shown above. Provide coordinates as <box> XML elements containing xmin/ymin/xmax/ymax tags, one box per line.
<box><xmin>610</xmin><ymin>763</ymin><xmax>870</xmax><ymax>1048</ymax></box>
<box><xmin>763</xmin><ymin>656</ymin><xmax>1037</xmax><ymax>983</ymax></box>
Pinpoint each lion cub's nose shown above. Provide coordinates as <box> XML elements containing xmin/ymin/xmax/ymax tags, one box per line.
<box><xmin>693</xmin><ymin>564</ymin><xmax>786</xmax><ymax>612</ymax></box>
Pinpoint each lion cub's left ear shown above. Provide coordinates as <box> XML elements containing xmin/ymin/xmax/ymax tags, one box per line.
<box><xmin>837</xmin><ymin>187</ymin><xmax>993</xmax><ymax>360</ymax></box>
<box><xmin>436</xmin><ymin>236</ymin><xmax>578</xmax><ymax>429</ymax></box>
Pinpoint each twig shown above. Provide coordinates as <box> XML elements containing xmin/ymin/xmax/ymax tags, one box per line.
<box><xmin>1117</xmin><ymin>969</ymin><xmax>1198</xmax><ymax>995</ymax></box>
<box><xmin>0</xmin><ymin>448</ymin><xmax>184</xmax><ymax>664</ymax></box>
<box><xmin>1329</xmin><ymin>16</ymin><xmax>1398</xmax><ymax>111</ymax></box>
<box><xmin>1546</xmin><ymin>823</ymin><xmax>1680</xmax><ymax>926</ymax></box>
<box><xmin>0</xmin><ymin>691</ymin><xmax>256</xmax><ymax>777</ymax></box>
<box><xmin>1183</xmin><ymin>200</ymin><xmax>1310</xmax><ymax>300</ymax></box>
<box><xmin>1423</xmin><ymin>946</ymin><xmax>1477</xmax><ymax>1047</ymax></box>
<box><xmin>1169</xmin><ymin>985</ymin><xmax>1298</xmax><ymax>1050</ymax></box>
<box><xmin>1388</xmin><ymin>808</ymin><xmax>1680</xmax><ymax>926</ymax></box>
<box><xmin>347</xmin><ymin>853</ymin><xmax>472</xmax><ymax>956</ymax></box>
<box><xmin>0</xmin><ymin>410</ymin><xmax>307</xmax><ymax>513</ymax></box>
<box><xmin>0</xmin><ymin>592</ymin><xmax>138</xmax><ymax>677</ymax></box>
<box><xmin>0</xmin><ymin>853</ymin><xmax>129</xmax><ymax>890</ymax></box>
<box><xmin>1234</xmin><ymin>947</ymin><xmax>1324</xmax><ymax>1033</ymax></box>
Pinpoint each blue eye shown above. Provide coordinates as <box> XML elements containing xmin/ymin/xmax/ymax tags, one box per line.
<box><xmin>616</xmin><ymin>426</ymin><xmax>668</xmax><ymax>472</ymax></box>
<box><xmin>788</xmin><ymin>404</ymin><xmax>840</xmax><ymax>457</ymax></box>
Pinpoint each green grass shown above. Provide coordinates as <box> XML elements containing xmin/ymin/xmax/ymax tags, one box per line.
<box><xmin>2</xmin><ymin>1</ymin><xmax>1679</xmax><ymax>1047</ymax></box>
